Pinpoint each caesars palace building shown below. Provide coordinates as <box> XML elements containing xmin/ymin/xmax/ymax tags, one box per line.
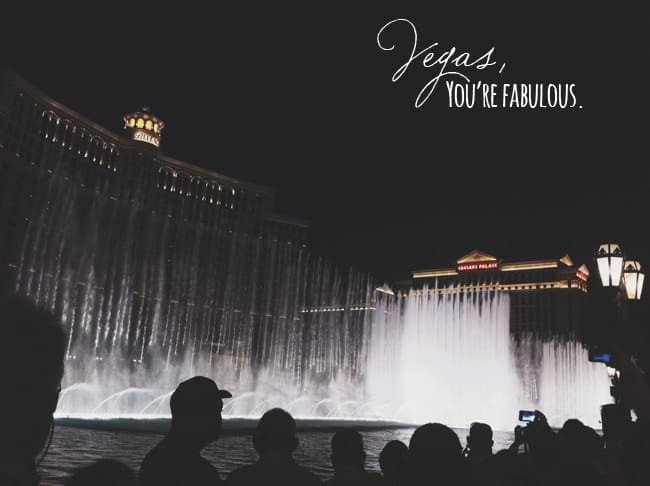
<box><xmin>392</xmin><ymin>249</ymin><xmax>590</xmax><ymax>338</ymax></box>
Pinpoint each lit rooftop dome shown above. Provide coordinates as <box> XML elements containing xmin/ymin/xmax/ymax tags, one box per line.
<box><xmin>123</xmin><ymin>107</ymin><xmax>165</xmax><ymax>148</ymax></box>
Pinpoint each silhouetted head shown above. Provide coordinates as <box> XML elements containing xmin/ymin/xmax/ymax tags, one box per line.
<box><xmin>64</xmin><ymin>459</ymin><xmax>136</xmax><ymax>485</ymax></box>
<box><xmin>409</xmin><ymin>423</ymin><xmax>463</xmax><ymax>477</ymax></box>
<box><xmin>0</xmin><ymin>294</ymin><xmax>65</xmax><ymax>466</ymax></box>
<box><xmin>522</xmin><ymin>412</ymin><xmax>558</xmax><ymax>461</ymax></box>
<box><xmin>559</xmin><ymin>419</ymin><xmax>603</xmax><ymax>459</ymax></box>
<box><xmin>169</xmin><ymin>376</ymin><xmax>231</xmax><ymax>446</ymax></box>
<box><xmin>467</xmin><ymin>422</ymin><xmax>493</xmax><ymax>457</ymax></box>
<box><xmin>379</xmin><ymin>440</ymin><xmax>409</xmax><ymax>482</ymax></box>
<box><xmin>561</xmin><ymin>419</ymin><xmax>584</xmax><ymax>437</ymax></box>
<box><xmin>253</xmin><ymin>408</ymin><xmax>299</xmax><ymax>455</ymax></box>
<box><xmin>330</xmin><ymin>428</ymin><xmax>365</xmax><ymax>470</ymax></box>
<box><xmin>601</xmin><ymin>403</ymin><xmax>631</xmax><ymax>446</ymax></box>
<box><xmin>559</xmin><ymin>419</ymin><xmax>585</xmax><ymax>447</ymax></box>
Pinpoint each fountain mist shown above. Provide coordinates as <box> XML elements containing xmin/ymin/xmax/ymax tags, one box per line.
<box><xmin>14</xmin><ymin>168</ymin><xmax>610</xmax><ymax>430</ymax></box>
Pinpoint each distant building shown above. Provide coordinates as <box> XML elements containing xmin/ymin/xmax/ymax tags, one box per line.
<box><xmin>0</xmin><ymin>68</ymin><xmax>320</xmax><ymax>367</ymax></box>
<box><xmin>0</xmin><ymin>69</ymin><xmax>308</xmax><ymax>269</ymax></box>
<box><xmin>394</xmin><ymin>249</ymin><xmax>590</xmax><ymax>338</ymax></box>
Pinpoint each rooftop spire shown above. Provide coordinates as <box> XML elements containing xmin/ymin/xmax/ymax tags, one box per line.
<box><xmin>123</xmin><ymin>108</ymin><xmax>165</xmax><ymax>148</ymax></box>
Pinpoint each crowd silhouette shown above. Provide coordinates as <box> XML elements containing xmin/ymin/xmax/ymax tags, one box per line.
<box><xmin>1</xmin><ymin>293</ymin><xmax>649</xmax><ymax>485</ymax></box>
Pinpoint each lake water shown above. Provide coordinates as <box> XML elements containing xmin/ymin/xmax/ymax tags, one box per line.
<box><xmin>39</xmin><ymin>424</ymin><xmax>515</xmax><ymax>484</ymax></box>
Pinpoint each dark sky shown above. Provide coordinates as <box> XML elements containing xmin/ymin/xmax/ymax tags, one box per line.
<box><xmin>3</xmin><ymin>1</ymin><xmax>648</xmax><ymax>282</ymax></box>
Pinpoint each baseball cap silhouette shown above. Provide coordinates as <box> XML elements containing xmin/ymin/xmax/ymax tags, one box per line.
<box><xmin>170</xmin><ymin>376</ymin><xmax>231</xmax><ymax>416</ymax></box>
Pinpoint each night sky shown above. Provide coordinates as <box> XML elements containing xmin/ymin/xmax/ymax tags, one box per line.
<box><xmin>3</xmin><ymin>1</ymin><xmax>648</xmax><ymax>284</ymax></box>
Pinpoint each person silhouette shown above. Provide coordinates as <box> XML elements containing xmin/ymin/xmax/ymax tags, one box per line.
<box><xmin>597</xmin><ymin>403</ymin><xmax>632</xmax><ymax>484</ymax></box>
<box><xmin>139</xmin><ymin>376</ymin><xmax>231</xmax><ymax>485</ymax></box>
<box><xmin>557</xmin><ymin>419</ymin><xmax>603</xmax><ymax>486</ymax></box>
<box><xmin>65</xmin><ymin>459</ymin><xmax>137</xmax><ymax>485</ymax></box>
<box><xmin>325</xmin><ymin>428</ymin><xmax>385</xmax><ymax>485</ymax></box>
<box><xmin>408</xmin><ymin>423</ymin><xmax>469</xmax><ymax>486</ymax></box>
<box><xmin>0</xmin><ymin>294</ymin><xmax>65</xmax><ymax>486</ymax></box>
<box><xmin>465</xmin><ymin>422</ymin><xmax>493</xmax><ymax>467</ymax></box>
<box><xmin>379</xmin><ymin>440</ymin><xmax>408</xmax><ymax>486</ymax></box>
<box><xmin>225</xmin><ymin>408</ymin><xmax>322</xmax><ymax>486</ymax></box>
<box><xmin>600</xmin><ymin>403</ymin><xmax>632</xmax><ymax>451</ymax></box>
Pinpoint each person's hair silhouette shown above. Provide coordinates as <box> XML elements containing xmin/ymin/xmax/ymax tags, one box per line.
<box><xmin>466</xmin><ymin>422</ymin><xmax>493</xmax><ymax>458</ymax></box>
<box><xmin>409</xmin><ymin>423</ymin><xmax>466</xmax><ymax>485</ymax></box>
<box><xmin>324</xmin><ymin>428</ymin><xmax>384</xmax><ymax>485</ymax></box>
<box><xmin>65</xmin><ymin>459</ymin><xmax>136</xmax><ymax>485</ymax></box>
<box><xmin>253</xmin><ymin>408</ymin><xmax>299</xmax><ymax>455</ymax></box>
<box><xmin>379</xmin><ymin>440</ymin><xmax>408</xmax><ymax>486</ymax></box>
<box><xmin>330</xmin><ymin>428</ymin><xmax>366</xmax><ymax>469</ymax></box>
<box><xmin>0</xmin><ymin>294</ymin><xmax>65</xmax><ymax>485</ymax></box>
<box><xmin>139</xmin><ymin>376</ymin><xmax>231</xmax><ymax>485</ymax></box>
<box><xmin>226</xmin><ymin>408</ymin><xmax>322</xmax><ymax>485</ymax></box>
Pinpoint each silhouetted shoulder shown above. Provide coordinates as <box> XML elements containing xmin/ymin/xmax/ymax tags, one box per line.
<box><xmin>294</xmin><ymin>464</ymin><xmax>324</xmax><ymax>485</ymax></box>
<box><xmin>65</xmin><ymin>459</ymin><xmax>136</xmax><ymax>486</ymax></box>
<box><xmin>224</xmin><ymin>464</ymin><xmax>255</xmax><ymax>486</ymax></box>
<box><xmin>324</xmin><ymin>470</ymin><xmax>387</xmax><ymax>485</ymax></box>
<box><xmin>367</xmin><ymin>471</ymin><xmax>388</xmax><ymax>484</ymax></box>
<box><xmin>140</xmin><ymin>440</ymin><xmax>223</xmax><ymax>485</ymax></box>
<box><xmin>225</xmin><ymin>462</ymin><xmax>322</xmax><ymax>486</ymax></box>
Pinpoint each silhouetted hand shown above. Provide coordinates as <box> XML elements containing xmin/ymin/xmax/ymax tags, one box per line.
<box><xmin>514</xmin><ymin>425</ymin><xmax>525</xmax><ymax>444</ymax></box>
<box><xmin>508</xmin><ymin>425</ymin><xmax>525</xmax><ymax>453</ymax></box>
<box><xmin>533</xmin><ymin>410</ymin><xmax>548</xmax><ymax>426</ymax></box>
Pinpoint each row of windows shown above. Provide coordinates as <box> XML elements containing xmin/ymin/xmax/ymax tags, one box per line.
<box><xmin>36</xmin><ymin>107</ymin><xmax>269</xmax><ymax>217</ymax></box>
<box><xmin>42</xmin><ymin>110</ymin><xmax>119</xmax><ymax>170</ymax></box>
<box><xmin>157</xmin><ymin>167</ymin><xmax>237</xmax><ymax>208</ymax></box>
<box><xmin>4</xmin><ymin>92</ymin><xmax>300</xmax><ymax>240</ymax></box>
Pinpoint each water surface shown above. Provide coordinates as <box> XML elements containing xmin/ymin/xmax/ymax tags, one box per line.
<box><xmin>40</xmin><ymin>425</ymin><xmax>515</xmax><ymax>485</ymax></box>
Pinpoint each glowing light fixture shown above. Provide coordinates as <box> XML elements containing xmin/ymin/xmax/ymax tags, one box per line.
<box><xmin>623</xmin><ymin>260</ymin><xmax>644</xmax><ymax>300</ymax></box>
<box><xmin>595</xmin><ymin>243</ymin><xmax>624</xmax><ymax>287</ymax></box>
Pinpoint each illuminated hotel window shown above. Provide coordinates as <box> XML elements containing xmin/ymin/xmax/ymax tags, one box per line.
<box><xmin>128</xmin><ymin>118</ymin><xmax>135</xmax><ymax>128</ymax></box>
<box><xmin>145</xmin><ymin>120</ymin><xmax>153</xmax><ymax>130</ymax></box>
<box><xmin>136</xmin><ymin>118</ymin><xmax>144</xmax><ymax>128</ymax></box>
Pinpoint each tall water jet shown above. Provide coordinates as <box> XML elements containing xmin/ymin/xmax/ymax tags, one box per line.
<box><xmin>0</xmin><ymin>71</ymin><xmax>612</xmax><ymax>431</ymax></box>
<box><xmin>366</xmin><ymin>287</ymin><xmax>611</xmax><ymax>429</ymax></box>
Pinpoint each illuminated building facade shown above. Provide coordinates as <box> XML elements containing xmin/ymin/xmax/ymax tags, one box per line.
<box><xmin>0</xmin><ymin>68</ymin><xmax>332</xmax><ymax>369</ymax></box>
<box><xmin>396</xmin><ymin>249</ymin><xmax>590</xmax><ymax>338</ymax></box>
<box><xmin>0</xmin><ymin>69</ymin><xmax>308</xmax><ymax>273</ymax></box>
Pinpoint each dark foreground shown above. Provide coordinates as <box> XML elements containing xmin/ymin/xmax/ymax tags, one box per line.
<box><xmin>40</xmin><ymin>425</ymin><xmax>513</xmax><ymax>484</ymax></box>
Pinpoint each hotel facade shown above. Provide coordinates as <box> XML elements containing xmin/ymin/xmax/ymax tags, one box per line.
<box><xmin>1</xmin><ymin>68</ymin><xmax>592</xmax><ymax>375</ymax></box>
<box><xmin>393</xmin><ymin>249</ymin><xmax>590</xmax><ymax>338</ymax></box>
<box><xmin>0</xmin><ymin>68</ymin><xmax>366</xmax><ymax>373</ymax></box>
<box><xmin>0</xmin><ymin>69</ymin><xmax>309</xmax><ymax>269</ymax></box>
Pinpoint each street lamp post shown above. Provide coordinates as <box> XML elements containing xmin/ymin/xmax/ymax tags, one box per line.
<box><xmin>593</xmin><ymin>242</ymin><xmax>644</xmax><ymax>409</ymax></box>
<box><xmin>623</xmin><ymin>260</ymin><xmax>645</xmax><ymax>301</ymax></box>
<box><xmin>595</xmin><ymin>243</ymin><xmax>624</xmax><ymax>288</ymax></box>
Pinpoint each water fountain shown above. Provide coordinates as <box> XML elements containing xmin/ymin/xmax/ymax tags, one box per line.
<box><xmin>47</xmin><ymin>282</ymin><xmax>610</xmax><ymax>430</ymax></box>
<box><xmin>366</xmin><ymin>287</ymin><xmax>611</xmax><ymax>430</ymax></box>
<box><xmin>14</xmin><ymin>165</ymin><xmax>611</xmax><ymax>431</ymax></box>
